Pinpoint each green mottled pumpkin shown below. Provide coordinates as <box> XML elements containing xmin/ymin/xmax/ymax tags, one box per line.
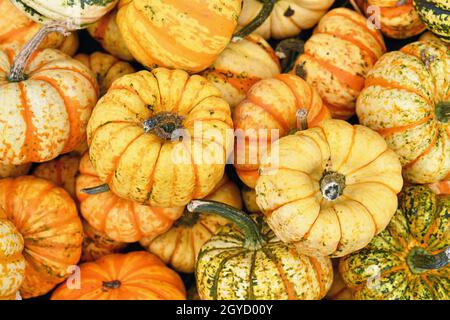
<box><xmin>413</xmin><ymin>0</ymin><xmax>450</xmax><ymax>43</ymax></box>
<box><xmin>340</xmin><ymin>185</ymin><xmax>450</xmax><ymax>300</ymax></box>
<box><xmin>190</xmin><ymin>200</ymin><xmax>333</xmax><ymax>300</ymax></box>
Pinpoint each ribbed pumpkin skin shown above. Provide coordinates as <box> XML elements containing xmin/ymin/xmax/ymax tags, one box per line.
<box><xmin>356</xmin><ymin>40</ymin><xmax>450</xmax><ymax>185</ymax></box>
<box><xmin>117</xmin><ymin>0</ymin><xmax>242</xmax><ymax>73</ymax></box>
<box><xmin>76</xmin><ymin>154</ymin><xmax>184</xmax><ymax>243</ymax></box>
<box><xmin>75</xmin><ymin>52</ymin><xmax>136</xmax><ymax>96</ymax></box>
<box><xmin>140</xmin><ymin>176</ymin><xmax>242</xmax><ymax>274</ymax></box>
<box><xmin>0</xmin><ymin>163</ymin><xmax>31</xmax><ymax>179</ymax></box>
<box><xmin>0</xmin><ymin>0</ymin><xmax>79</xmax><ymax>56</ymax></box>
<box><xmin>196</xmin><ymin>215</ymin><xmax>333</xmax><ymax>300</ymax></box>
<box><xmin>33</xmin><ymin>154</ymin><xmax>81</xmax><ymax>198</ymax></box>
<box><xmin>0</xmin><ymin>176</ymin><xmax>83</xmax><ymax>298</ymax></box>
<box><xmin>293</xmin><ymin>8</ymin><xmax>386</xmax><ymax>119</ymax></box>
<box><xmin>11</xmin><ymin>0</ymin><xmax>119</xmax><ymax>28</ymax></box>
<box><xmin>202</xmin><ymin>33</ymin><xmax>281</xmax><ymax>109</ymax></box>
<box><xmin>87</xmin><ymin>9</ymin><xmax>134</xmax><ymax>61</ymax></box>
<box><xmin>51</xmin><ymin>251</ymin><xmax>186</xmax><ymax>300</ymax></box>
<box><xmin>238</xmin><ymin>0</ymin><xmax>334</xmax><ymax>40</ymax></box>
<box><xmin>256</xmin><ymin>120</ymin><xmax>403</xmax><ymax>257</ymax></box>
<box><xmin>234</xmin><ymin>74</ymin><xmax>331</xmax><ymax>188</ymax></box>
<box><xmin>356</xmin><ymin>0</ymin><xmax>426</xmax><ymax>39</ymax></box>
<box><xmin>87</xmin><ymin>68</ymin><xmax>234</xmax><ymax>208</ymax></box>
<box><xmin>81</xmin><ymin>220</ymin><xmax>127</xmax><ymax>263</ymax></box>
<box><xmin>0</xmin><ymin>46</ymin><xmax>99</xmax><ymax>165</ymax></box>
<box><xmin>0</xmin><ymin>208</ymin><xmax>25</xmax><ymax>299</ymax></box>
<box><xmin>414</xmin><ymin>0</ymin><xmax>450</xmax><ymax>43</ymax></box>
<box><xmin>340</xmin><ymin>186</ymin><xmax>450</xmax><ymax>300</ymax></box>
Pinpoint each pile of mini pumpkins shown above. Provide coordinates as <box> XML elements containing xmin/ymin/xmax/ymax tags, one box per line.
<box><xmin>0</xmin><ymin>0</ymin><xmax>448</xmax><ymax>301</ymax></box>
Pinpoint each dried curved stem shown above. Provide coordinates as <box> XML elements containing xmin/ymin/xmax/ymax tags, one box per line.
<box><xmin>232</xmin><ymin>0</ymin><xmax>275</xmax><ymax>41</ymax></box>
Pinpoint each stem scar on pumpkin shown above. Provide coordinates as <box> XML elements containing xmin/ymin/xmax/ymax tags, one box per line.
<box><xmin>320</xmin><ymin>171</ymin><xmax>346</xmax><ymax>201</ymax></box>
<box><xmin>407</xmin><ymin>246</ymin><xmax>450</xmax><ymax>273</ymax></box>
<box><xmin>143</xmin><ymin>112</ymin><xmax>185</xmax><ymax>141</ymax></box>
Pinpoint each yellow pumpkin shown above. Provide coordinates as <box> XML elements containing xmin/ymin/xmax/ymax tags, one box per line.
<box><xmin>87</xmin><ymin>68</ymin><xmax>234</xmax><ymax>208</ymax></box>
<box><xmin>293</xmin><ymin>8</ymin><xmax>386</xmax><ymax>119</ymax></box>
<box><xmin>238</xmin><ymin>0</ymin><xmax>335</xmax><ymax>40</ymax></box>
<box><xmin>202</xmin><ymin>33</ymin><xmax>280</xmax><ymax>109</ymax></box>
<box><xmin>0</xmin><ymin>163</ymin><xmax>31</xmax><ymax>179</ymax></box>
<box><xmin>75</xmin><ymin>51</ymin><xmax>136</xmax><ymax>96</ymax></box>
<box><xmin>256</xmin><ymin>119</ymin><xmax>403</xmax><ymax>257</ymax></box>
<box><xmin>76</xmin><ymin>154</ymin><xmax>184</xmax><ymax>243</ymax></box>
<box><xmin>116</xmin><ymin>0</ymin><xmax>242</xmax><ymax>72</ymax></box>
<box><xmin>87</xmin><ymin>9</ymin><xmax>134</xmax><ymax>61</ymax></box>
<box><xmin>139</xmin><ymin>176</ymin><xmax>242</xmax><ymax>274</ymax></box>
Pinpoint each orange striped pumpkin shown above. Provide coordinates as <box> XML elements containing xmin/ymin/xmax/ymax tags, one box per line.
<box><xmin>202</xmin><ymin>33</ymin><xmax>281</xmax><ymax>109</ymax></box>
<box><xmin>356</xmin><ymin>40</ymin><xmax>450</xmax><ymax>185</ymax></box>
<box><xmin>76</xmin><ymin>154</ymin><xmax>184</xmax><ymax>243</ymax></box>
<box><xmin>116</xmin><ymin>0</ymin><xmax>242</xmax><ymax>73</ymax></box>
<box><xmin>0</xmin><ymin>176</ymin><xmax>83</xmax><ymax>298</ymax></box>
<box><xmin>51</xmin><ymin>251</ymin><xmax>186</xmax><ymax>300</ymax></box>
<box><xmin>234</xmin><ymin>73</ymin><xmax>331</xmax><ymax>188</ymax></box>
<box><xmin>293</xmin><ymin>8</ymin><xmax>386</xmax><ymax>119</ymax></box>
<box><xmin>0</xmin><ymin>44</ymin><xmax>99</xmax><ymax>165</ymax></box>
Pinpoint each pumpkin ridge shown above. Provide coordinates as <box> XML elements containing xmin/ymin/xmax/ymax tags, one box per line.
<box><xmin>336</xmin><ymin>126</ymin><xmax>356</xmax><ymax>172</ymax></box>
<box><xmin>376</xmin><ymin>116</ymin><xmax>433</xmax><ymax>137</ymax></box>
<box><xmin>341</xmin><ymin>194</ymin><xmax>378</xmax><ymax>234</ymax></box>
<box><xmin>211</xmin><ymin>250</ymin><xmax>246</xmax><ymax>299</ymax></box>
<box><xmin>342</xmin><ymin>148</ymin><xmax>389</xmax><ymax>176</ymax></box>
<box><xmin>266</xmin><ymin>189</ymin><xmax>318</xmax><ymax>219</ymax></box>
<box><xmin>34</xmin><ymin>66</ymin><xmax>99</xmax><ymax>94</ymax></box>
<box><xmin>246</xmin><ymin>250</ymin><xmax>257</xmax><ymax>300</ymax></box>
<box><xmin>307</xmin><ymin>255</ymin><xmax>326</xmax><ymax>298</ymax></box>
<box><xmin>244</xmin><ymin>95</ymin><xmax>289</xmax><ymax>133</ymax></box>
<box><xmin>144</xmin><ymin>143</ymin><xmax>162</xmax><ymax>203</ymax></box>
<box><xmin>403</xmin><ymin>125</ymin><xmax>439</xmax><ymax>169</ymax></box>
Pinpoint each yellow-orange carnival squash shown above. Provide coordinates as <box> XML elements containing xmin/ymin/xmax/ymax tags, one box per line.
<box><xmin>293</xmin><ymin>8</ymin><xmax>386</xmax><ymax>119</ymax></box>
<box><xmin>116</xmin><ymin>0</ymin><xmax>242</xmax><ymax>72</ymax></box>
<box><xmin>256</xmin><ymin>119</ymin><xmax>403</xmax><ymax>257</ymax></box>
<box><xmin>87</xmin><ymin>68</ymin><xmax>234</xmax><ymax>207</ymax></box>
<box><xmin>51</xmin><ymin>251</ymin><xmax>186</xmax><ymax>300</ymax></box>
<box><xmin>0</xmin><ymin>176</ymin><xmax>83</xmax><ymax>298</ymax></box>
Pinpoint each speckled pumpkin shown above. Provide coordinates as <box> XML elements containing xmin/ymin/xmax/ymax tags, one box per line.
<box><xmin>356</xmin><ymin>40</ymin><xmax>450</xmax><ymax>186</ymax></box>
<box><xmin>238</xmin><ymin>0</ymin><xmax>335</xmax><ymax>40</ymax></box>
<box><xmin>87</xmin><ymin>9</ymin><xmax>134</xmax><ymax>61</ymax></box>
<box><xmin>256</xmin><ymin>119</ymin><xmax>404</xmax><ymax>257</ymax></box>
<box><xmin>116</xmin><ymin>0</ymin><xmax>242</xmax><ymax>72</ymax></box>
<box><xmin>293</xmin><ymin>8</ymin><xmax>386</xmax><ymax>119</ymax></box>
<box><xmin>11</xmin><ymin>0</ymin><xmax>119</xmax><ymax>29</ymax></box>
<box><xmin>202</xmin><ymin>33</ymin><xmax>280</xmax><ymax>109</ymax></box>
<box><xmin>0</xmin><ymin>176</ymin><xmax>83</xmax><ymax>298</ymax></box>
<box><xmin>51</xmin><ymin>251</ymin><xmax>186</xmax><ymax>300</ymax></box>
<box><xmin>190</xmin><ymin>202</ymin><xmax>333</xmax><ymax>300</ymax></box>
<box><xmin>140</xmin><ymin>176</ymin><xmax>242</xmax><ymax>274</ymax></box>
<box><xmin>75</xmin><ymin>51</ymin><xmax>136</xmax><ymax>96</ymax></box>
<box><xmin>0</xmin><ymin>163</ymin><xmax>31</xmax><ymax>179</ymax></box>
<box><xmin>81</xmin><ymin>220</ymin><xmax>127</xmax><ymax>263</ymax></box>
<box><xmin>0</xmin><ymin>207</ymin><xmax>25</xmax><ymax>299</ymax></box>
<box><xmin>234</xmin><ymin>73</ymin><xmax>331</xmax><ymax>188</ymax></box>
<box><xmin>87</xmin><ymin>68</ymin><xmax>234</xmax><ymax>207</ymax></box>
<box><xmin>340</xmin><ymin>185</ymin><xmax>450</xmax><ymax>300</ymax></box>
<box><xmin>355</xmin><ymin>0</ymin><xmax>426</xmax><ymax>39</ymax></box>
<box><xmin>76</xmin><ymin>153</ymin><xmax>184</xmax><ymax>243</ymax></box>
<box><xmin>414</xmin><ymin>0</ymin><xmax>450</xmax><ymax>43</ymax></box>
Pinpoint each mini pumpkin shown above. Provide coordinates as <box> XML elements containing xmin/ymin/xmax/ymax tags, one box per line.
<box><xmin>256</xmin><ymin>119</ymin><xmax>403</xmax><ymax>257</ymax></box>
<box><xmin>293</xmin><ymin>8</ymin><xmax>386</xmax><ymax>119</ymax></box>
<box><xmin>116</xmin><ymin>0</ymin><xmax>242</xmax><ymax>72</ymax></box>
<box><xmin>0</xmin><ymin>207</ymin><xmax>25</xmax><ymax>300</ymax></box>
<box><xmin>51</xmin><ymin>251</ymin><xmax>186</xmax><ymax>300</ymax></box>
<box><xmin>76</xmin><ymin>153</ymin><xmax>184</xmax><ymax>243</ymax></box>
<box><xmin>202</xmin><ymin>33</ymin><xmax>281</xmax><ymax>109</ymax></box>
<box><xmin>234</xmin><ymin>73</ymin><xmax>331</xmax><ymax>188</ymax></box>
<box><xmin>238</xmin><ymin>0</ymin><xmax>335</xmax><ymax>40</ymax></box>
<box><xmin>140</xmin><ymin>176</ymin><xmax>242</xmax><ymax>274</ymax></box>
<box><xmin>75</xmin><ymin>51</ymin><xmax>136</xmax><ymax>96</ymax></box>
<box><xmin>0</xmin><ymin>24</ymin><xmax>99</xmax><ymax>165</ymax></box>
<box><xmin>190</xmin><ymin>201</ymin><xmax>333</xmax><ymax>300</ymax></box>
<box><xmin>413</xmin><ymin>0</ymin><xmax>450</xmax><ymax>43</ymax></box>
<box><xmin>356</xmin><ymin>40</ymin><xmax>450</xmax><ymax>185</ymax></box>
<box><xmin>87</xmin><ymin>68</ymin><xmax>234</xmax><ymax>207</ymax></box>
<box><xmin>0</xmin><ymin>163</ymin><xmax>31</xmax><ymax>179</ymax></box>
<box><xmin>0</xmin><ymin>176</ymin><xmax>83</xmax><ymax>298</ymax></box>
<box><xmin>340</xmin><ymin>185</ymin><xmax>449</xmax><ymax>300</ymax></box>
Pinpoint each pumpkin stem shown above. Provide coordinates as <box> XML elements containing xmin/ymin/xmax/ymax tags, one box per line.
<box><xmin>103</xmin><ymin>280</ymin><xmax>121</xmax><ymax>290</ymax></box>
<box><xmin>173</xmin><ymin>210</ymin><xmax>200</xmax><ymax>227</ymax></box>
<box><xmin>407</xmin><ymin>247</ymin><xmax>450</xmax><ymax>273</ymax></box>
<box><xmin>232</xmin><ymin>0</ymin><xmax>275</xmax><ymax>41</ymax></box>
<box><xmin>320</xmin><ymin>170</ymin><xmax>346</xmax><ymax>201</ymax></box>
<box><xmin>436</xmin><ymin>101</ymin><xmax>450</xmax><ymax>123</ymax></box>
<box><xmin>8</xmin><ymin>22</ymin><xmax>73</xmax><ymax>82</ymax></box>
<box><xmin>143</xmin><ymin>112</ymin><xmax>185</xmax><ymax>141</ymax></box>
<box><xmin>81</xmin><ymin>184</ymin><xmax>110</xmax><ymax>195</ymax></box>
<box><xmin>288</xmin><ymin>108</ymin><xmax>308</xmax><ymax>135</ymax></box>
<box><xmin>187</xmin><ymin>200</ymin><xmax>265</xmax><ymax>249</ymax></box>
<box><xmin>275</xmin><ymin>38</ymin><xmax>305</xmax><ymax>73</ymax></box>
